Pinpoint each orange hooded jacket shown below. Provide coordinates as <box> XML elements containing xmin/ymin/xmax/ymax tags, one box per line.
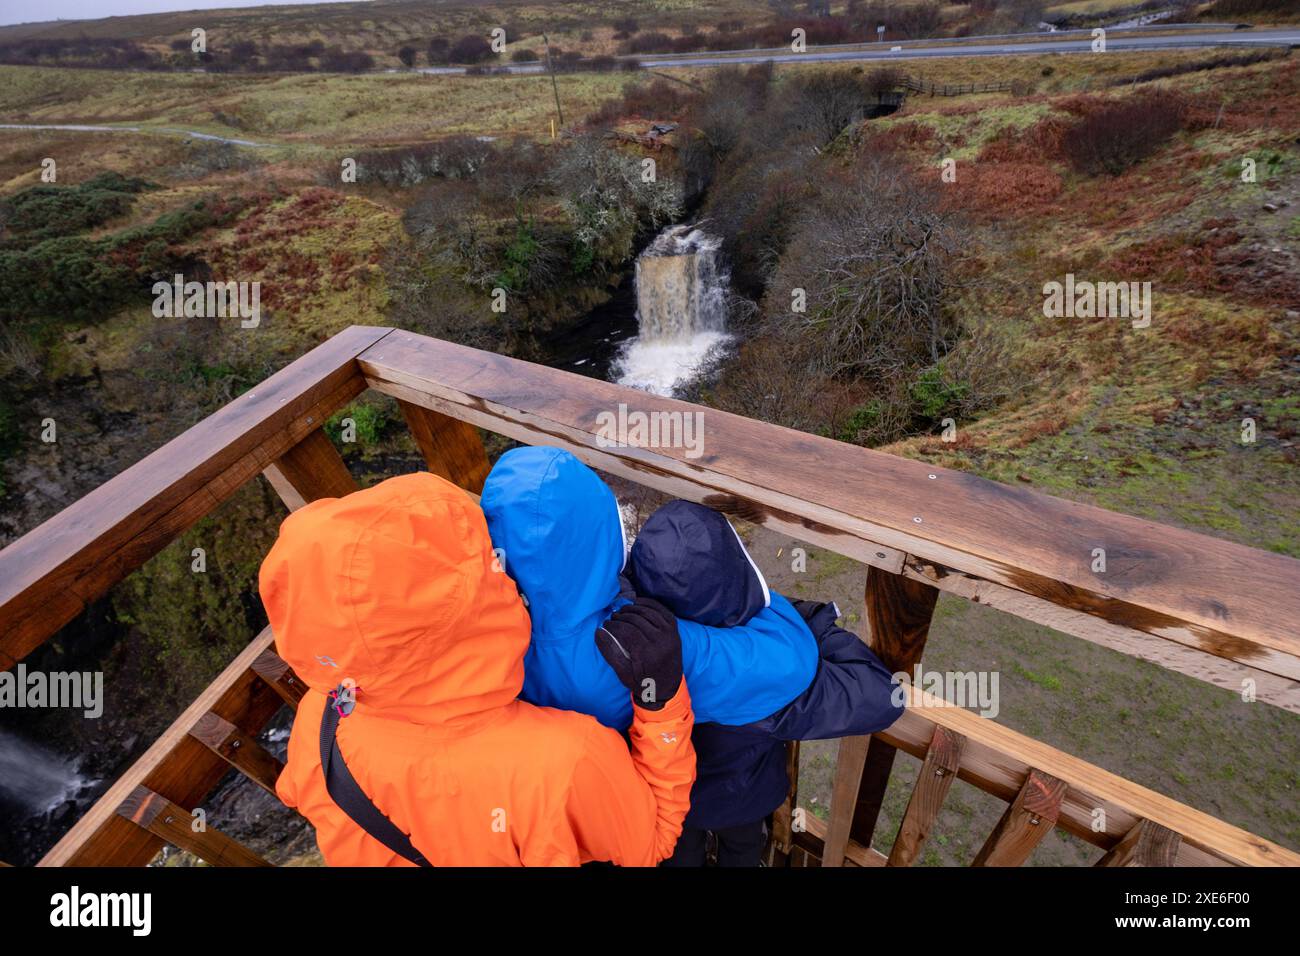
<box><xmin>261</xmin><ymin>471</ymin><xmax>695</xmax><ymax>866</ymax></box>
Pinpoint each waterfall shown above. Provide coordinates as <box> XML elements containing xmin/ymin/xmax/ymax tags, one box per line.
<box><xmin>614</xmin><ymin>224</ymin><xmax>731</xmax><ymax>396</ymax></box>
<box><xmin>0</xmin><ymin>728</ymin><xmax>92</xmax><ymax>816</ymax></box>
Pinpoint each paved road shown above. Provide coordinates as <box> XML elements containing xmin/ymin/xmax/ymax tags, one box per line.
<box><xmin>0</xmin><ymin>123</ymin><xmax>270</xmax><ymax>147</ymax></box>
<box><xmin>419</xmin><ymin>27</ymin><xmax>1300</xmax><ymax>75</ymax></box>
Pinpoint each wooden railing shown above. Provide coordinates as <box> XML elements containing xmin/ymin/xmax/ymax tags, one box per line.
<box><xmin>3</xmin><ymin>325</ymin><xmax>1298</xmax><ymax>868</ymax></box>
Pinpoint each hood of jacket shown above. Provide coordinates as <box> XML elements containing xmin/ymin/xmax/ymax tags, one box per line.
<box><xmin>628</xmin><ymin>499</ymin><xmax>770</xmax><ymax>628</ymax></box>
<box><xmin>480</xmin><ymin>445</ymin><xmax>626</xmax><ymax>639</ymax></box>
<box><xmin>259</xmin><ymin>472</ymin><xmax>531</xmax><ymax>727</ymax></box>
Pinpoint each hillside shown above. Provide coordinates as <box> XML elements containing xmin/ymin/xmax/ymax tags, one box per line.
<box><xmin>0</xmin><ymin>40</ymin><xmax>1297</xmax><ymax>865</ymax></box>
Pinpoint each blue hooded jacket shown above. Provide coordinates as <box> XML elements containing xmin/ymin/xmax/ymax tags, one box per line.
<box><xmin>480</xmin><ymin>446</ymin><xmax>818</xmax><ymax>730</ymax></box>
<box><xmin>630</xmin><ymin>500</ymin><xmax>905</xmax><ymax>831</ymax></box>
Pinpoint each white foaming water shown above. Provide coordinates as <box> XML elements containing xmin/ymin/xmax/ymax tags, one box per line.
<box><xmin>0</xmin><ymin>728</ymin><xmax>91</xmax><ymax>815</ymax></box>
<box><xmin>615</xmin><ymin>331</ymin><xmax>731</xmax><ymax>395</ymax></box>
<box><xmin>613</xmin><ymin>224</ymin><xmax>731</xmax><ymax>396</ymax></box>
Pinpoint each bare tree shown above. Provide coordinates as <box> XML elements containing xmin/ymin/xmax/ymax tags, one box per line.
<box><xmin>764</xmin><ymin>157</ymin><xmax>967</xmax><ymax>379</ymax></box>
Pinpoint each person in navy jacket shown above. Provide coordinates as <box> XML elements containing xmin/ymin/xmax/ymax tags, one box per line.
<box><xmin>628</xmin><ymin>499</ymin><xmax>904</xmax><ymax>866</ymax></box>
<box><xmin>480</xmin><ymin>446</ymin><xmax>818</xmax><ymax>731</ymax></box>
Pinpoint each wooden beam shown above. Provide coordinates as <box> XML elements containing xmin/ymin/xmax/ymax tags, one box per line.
<box><xmin>973</xmin><ymin>769</ymin><xmax>1067</xmax><ymax>867</ymax></box>
<box><xmin>796</xmin><ymin>810</ymin><xmax>889</xmax><ymax>867</ymax></box>
<box><xmin>189</xmin><ymin>712</ymin><xmax>284</xmax><ymax>797</ymax></box>
<box><xmin>0</xmin><ymin>326</ymin><xmax>392</xmax><ymax>668</ymax></box>
<box><xmin>262</xmin><ymin>427</ymin><xmax>358</xmax><ymax>511</ymax></box>
<box><xmin>887</xmin><ymin>725</ymin><xmax>966</xmax><ymax>866</ymax></box>
<box><xmin>1096</xmin><ymin>818</ymin><xmax>1182</xmax><ymax>867</ymax></box>
<box><xmin>40</xmin><ymin>629</ymin><xmax>285</xmax><ymax>867</ymax></box>
<box><xmin>357</xmin><ymin>330</ymin><xmax>1300</xmax><ymax>689</ymax></box>
<box><xmin>250</xmin><ymin>647</ymin><xmax>305</xmax><ymax>709</ymax></box>
<box><xmin>116</xmin><ymin>786</ymin><xmax>271</xmax><ymax>867</ymax></box>
<box><xmin>850</xmin><ymin>566</ymin><xmax>939</xmax><ymax>848</ymax></box>
<box><xmin>399</xmin><ymin>400</ymin><xmax>491</xmax><ymax>494</ymax></box>
<box><xmin>904</xmin><ymin>557</ymin><xmax>1300</xmax><ymax>714</ymax></box>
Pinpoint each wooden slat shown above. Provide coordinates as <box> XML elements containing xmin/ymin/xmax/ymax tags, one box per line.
<box><xmin>116</xmin><ymin>786</ymin><xmax>271</xmax><ymax>867</ymax></box>
<box><xmin>189</xmin><ymin>712</ymin><xmax>284</xmax><ymax>796</ymax></box>
<box><xmin>822</xmin><ymin>735</ymin><xmax>870</xmax><ymax>867</ymax></box>
<box><xmin>887</xmin><ymin>725</ymin><xmax>966</xmax><ymax>866</ymax></box>
<box><xmin>356</xmin><ymin>330</ymin><xmax>1300</xmax><ymax>688</ymax></box>
<box><xmin>263</xmin><ymin>428</ymin><xmax>357</xmax><ymax>511</ymax></box>
<box><xmin>399</xmin><ymin>399</ymin><xmax>491</xmax><ymax>494</ymax></box>
<box><xmin>972</xmin><ymin>768</ymin><xmax>1067</xmax><ymax>866</ymax></box>
<box><xmin>0</xmin><ymin>326</ymin><xmax>393</xmax><ymax>668</ymax></box>
<box><xmin>1096</xmin><ymin>818</ymin><xmax>1182</xmax><ymax>867</ymax></box>
<box><xmin>880</xmin><ymin>684</ymin><xmax>1300</xmax><ymax>867</ymax></box>
<box><xmin>850</xmin><ymin>566</ymin><xmax>940</xmax><ymax>848</ymax></box>
<box><xmin>250</xmin><ymin>647</ymin><xmax>305</xmax><ymax>709</ymax></box>
<box><xmin>40</xmin><ymin>628</ymin><xmax>285</xmax><ymax>867</ymax></box>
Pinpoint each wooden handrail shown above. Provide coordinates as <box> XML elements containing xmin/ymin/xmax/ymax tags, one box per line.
<box><xmin>0</xmin><ymin>325</ymin><xmax>393</xmax><ymax>669</ymax></box>
<box><xmin>355</xmin><ymin>328</ymin><xmax>1300</xmax><ymax>708</ymax></box>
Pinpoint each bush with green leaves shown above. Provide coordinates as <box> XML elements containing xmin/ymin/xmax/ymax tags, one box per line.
<box><xmin>0</xmin><ymin>172</ymin><xmax>155</xmax><ymax>244</ymax></box>
<box><xmin>0</xmin><ymin>195</ymin><xmax>252</xmax><ymax>321</ymax></box>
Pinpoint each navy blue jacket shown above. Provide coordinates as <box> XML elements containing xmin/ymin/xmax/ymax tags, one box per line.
<box><xmin>481</xmin><ymin>448</ymin><xmax>816</xmax><ymax>730</ymax></box>
<box><xmin>628</xmin><ymin>500</ymin><xmax>904</xmax><ymax>831</ymax></box>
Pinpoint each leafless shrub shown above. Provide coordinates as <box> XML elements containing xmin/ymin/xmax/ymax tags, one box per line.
<box><xmin>1062</xmin><ymin>91</ymin><xmax>1187</xmax><ymax>175</ymax></box>
<box><xmin>763</xmin><ymin>157</ymin><xmax>967</xmax><ymax>379</ymax></box>
<box><xmin>0</xmin><ymin>321</ymin><xmax>41</xmax><ymax>380</ymax></box>
<box><xmin>353</xmin><ymin>136</ymin><xmax>491</xmax><ymax>187</ymax></box>
<box><xmin>777</xmin><ymin>70</ymin><xmax>875</xmax><ymax>149</ymax></box>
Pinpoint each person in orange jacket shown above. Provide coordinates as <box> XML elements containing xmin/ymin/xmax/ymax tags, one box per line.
<box><xmin>261</xmin><ymin>471</ymin><xmax>696</xmax><ymax>866</ymax></box>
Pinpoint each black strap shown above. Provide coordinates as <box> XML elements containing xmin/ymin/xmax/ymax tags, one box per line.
<box><xmin>319</xmin><ymin>697</ymin><xmax>431</xmax><ymax>867</ymax></box>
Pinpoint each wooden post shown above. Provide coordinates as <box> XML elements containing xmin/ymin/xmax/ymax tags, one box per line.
<box><xmin>262</xmin><ymin>428</ymin><xmax>357</xmax><ymax>511</ymax></box>
<box><xmin>1096</xmin><ymin>818</ymin><xmax>1182</xmax><ymax>867</ymax></box>
<box><xmin>847</xmin><ymin>565</ymin><xmax>939</xmax><ymax>850</ymax></box>
<box><xmin>399</xmin><ymin>400</ymin><xmax>491</xmax><ymax>494</ymax></box>
<box><xmin>250</xmin><ymin>647</ymin><xmax>305</xmax><ymax>709</ymax></box>
<box><xmin>116</xmin><ymin>786</ymin><xmax>272</xmax><ymax>867</ymax></box>
<box><xmin>972</xmin><ymin>768</ymin><xmax>1066</xmax><ymax>867</ymax></box>
<box><xmin>542</xmin><ymin>32</ymin><xmax>564</xmax><ymax>128</ymax></box>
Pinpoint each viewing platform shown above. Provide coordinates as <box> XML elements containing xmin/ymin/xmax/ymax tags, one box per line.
<box><xmin>2</xmin><ymin>325</ymin><xmax>1297</xmax><ymax>868</ymax></box>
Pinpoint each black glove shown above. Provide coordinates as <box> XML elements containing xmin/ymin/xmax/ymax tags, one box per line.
<box><xmin>596</xmin><ymin>597</ymin><xmax>683</xmax><ymax>711</ymax></box>
<box><xmin>792</xmin><ymin>599</ymin><xmax>842</xmax><ymax>637</ymax></box>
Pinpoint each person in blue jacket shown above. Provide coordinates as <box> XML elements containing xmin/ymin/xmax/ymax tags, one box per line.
<box><xmin>627</xmin><ymin>499</ymin><xmax>903</xmax><ymax>866</ymax></box>
<box><xmin>480</xmin><ymin>445</ymin><xmax>818</xmax><ymax>731</ymax></box>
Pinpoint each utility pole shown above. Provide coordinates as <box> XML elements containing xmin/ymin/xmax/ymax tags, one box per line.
<box><xmin>543</xmin><ymin>32</ymin><xmax>565</xmax><ymax>129</ymax></box>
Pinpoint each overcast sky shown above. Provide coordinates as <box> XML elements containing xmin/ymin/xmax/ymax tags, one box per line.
<box><xmin>0</xmin><ymin>1</ymin><xmax>366</xmax><ymax>29</ymax></box>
